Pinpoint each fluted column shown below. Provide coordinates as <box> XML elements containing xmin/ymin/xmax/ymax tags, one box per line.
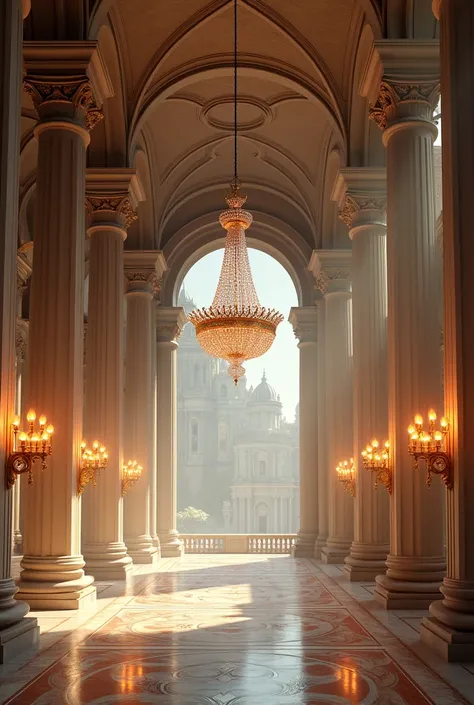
<box><xmin>289</xmin><ymin>306</ymin><xmax>318</xmax><ymax>557</ymax></box>
<box><xmin>314</xmin><ymin>295</ymin><xmax>328</xmax><ymax>556</ymax></box>
<box><xmin>312</xmin><ymin>252</ymin><xmax>354</xmax><ymax>564</ymax></box>
<box><xmin>123</xmin><ymin>251</ymin><xmax>165</xmax><ymax>563</ymax></box>
<box><xmin>362</xmin><ymin>42</ymin><xmax>445</xmax><ymax>608</ymax></box>
<box><xmin>0</xmin><ymin>0</ymin><xmax>39</xmax><ymax>659</ymax></box>
<box><xmin>156</xmin><ymin>307</ymin><xmax>187</xmax><ymax>557</ymax></box>
<box><xmin>17</xmin><ymin>44</ymin><xmax>111</xmax><ymax>609</ymax></box>
<box><xmin>82</xmin><ymin>169</ymin><xmax>143</xmax><ymax>580</ymax></box>
<box><xmin>332</xmin><ymin>169</ymin><xmax>390</xmax><ymax>581</ymax></box>
<box><xmin>420</xmin><ymin>0</ymin><xmax>474</xmax><ymax>661</ymax></box>
<box><xmin>150</xmin><ymin>296</ymin><xmax>159</xmax><ymax>548</ymax></box>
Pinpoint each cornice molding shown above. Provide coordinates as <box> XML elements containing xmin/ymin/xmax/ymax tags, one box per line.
<box><xmin>156</xmin><ymin>306</ymin><xmax>187</xmax><ymax>343</ymax></box>
<box><xmin>309</xmin><ymin>250</ymin><xmax>352</xmax><ymax>295</ymax></box>
<box><xmin>332</xmin><ymin>168</ymin><xmax>387</xmax><ymax>231</ymax></box>
<box><xmin>85</xmin><ymin>169</ymin><xmax>145</xmax><ymax>231</ymax></box>
<box><xmin>288</xmin><ymin>306</ymin><xmax>318</xmax><ymax>344</ymax></box>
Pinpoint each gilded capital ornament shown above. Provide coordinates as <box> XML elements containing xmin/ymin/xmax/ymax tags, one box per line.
<box><xmin>339</xmin><ymin>195</ymin><xmax>387</xmax><ymax>229</ymax></box>
<box><xmin>85</xmin><ymin>194</ymin><xmax>137</xmax><ymax>230</ymax></box>
<box><xmin>315</xmin><ymin>268</ymin><xmax>352</xmax><ymax>295</ymax></box>
<box><xmin>369</xmin><ymin>80</ymin><xmax>440</xmax><ymax>131</ymax></box>
<box><xmin>24</xmin><ymin>78</ymin><xmax>103</xmax><ymax>132</ymax></box>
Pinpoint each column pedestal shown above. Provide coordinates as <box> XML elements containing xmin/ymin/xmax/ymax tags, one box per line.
<box><xmin>289</xmin><ymin>307</ymin><xmax>318</xmax><ymax>558</ymax></box>
<box><xmin>362</xmin><ymin>41</ymin><xmax>445</xmax><ymax>608</ymax></box>
<box><xmin>420</xmin><ymin>0</ymin><xmax>474</xmax><ymax>660</ymax></box>
<box><xmin>156</xmin><ymin>308</ymin><xmax>187</xmax><ymax>557</ymax></box>
<box><xmin>17</xmin><ymin>43</ymin><xmax>111</xmax><ymax>609</ymax></box>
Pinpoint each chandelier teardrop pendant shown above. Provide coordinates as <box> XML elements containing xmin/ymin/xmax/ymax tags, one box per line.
<box><xmin>188</xmin><ymin>0</ymin><xmax>283</xmax><ymax>385</ymax></box>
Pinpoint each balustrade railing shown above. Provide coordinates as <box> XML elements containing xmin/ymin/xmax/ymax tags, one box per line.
<box><xmin>182</xmin><ymin>534</ymin><xmax>297</xmax><ymax>554</ymax></box>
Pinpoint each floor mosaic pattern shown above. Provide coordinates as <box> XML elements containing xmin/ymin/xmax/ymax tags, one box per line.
<box><xmin>1</xmin><ymin>554</ymin><xmax>473</xmax><ymax>704</ymax></box>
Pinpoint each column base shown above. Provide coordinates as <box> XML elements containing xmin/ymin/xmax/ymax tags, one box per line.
<box><xmin>292</xmin><ymin>532</ymin><xmax>317</xmax><ymax>558</ymax></box>
<box><xmin>83</xmin><ymin>542</ymin><xmax>134</xmax><ymax>581</ymax></box>
<box><xmin>16</xmin><ymin>556</ymin><xmax>97</xmax><ymax>610</ymax></box>
<box><xmin>0</xmin><ymin>618</ymin><xmax>39</xmax><ymax>664</ymax></box>
<box><xmin>420</xmin><ymin>616</ymin><xmax>474</xmax><ymax>662</ymax></box>
<box><xmin>344</xmin><ymin>542</ymin><xmax>389</xmax><ymax>582</ymax></box>
<box><xmin>158</xmin><ymin>532</ymin><xmax>183</xmax><ymax>557</ymax></box>
<box><xmin>321</xmin><ymin>538</ymin><xmax>351</xmax><ymax>564</ymax></box>
<box><xmin>374</xmin><ymin>554</ymin><xmax>445</xmax><ymax>609</ymax></box>
<box><xmin>314</xmin><ymin>535</ymin><xmax>327</xmax><ymax>559</ymax></box>
<box><xmin>419</xmin><ymin>579</ymin><xmax>474</xmax><ymax>661</ymax></box>
<box><xmin>127</xmin><ymin>548</ymin><xmax>159</xmax><ymax>565</ymax></box>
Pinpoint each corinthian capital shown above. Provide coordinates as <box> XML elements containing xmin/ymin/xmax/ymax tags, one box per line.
<box><xmin>369</xmin><ymin>80</ymin><xmax>440</xmax><ymax>131</ymax></box>
<box><xmin>156</xmin><ymin>307</ymin><xmax>188</xmax><ymax>344</ymax></box>
<box><xmin>309</xmin><ymin>250</ymin><xmax>352</xmax><ymax>296</ymax></box>
<box><xmin>124</xmin><ymin>251</ymin><xmax>167</xmax><ymax>296</ymax></box>
<box><xmin>85</xmin><ymin>169</ymin><xmax>145</xmax><ymax>233</ymax></box>
<box><xmin>23</xmin><ymin>42</ymin><xmax>113</xmax><ymax>131</ymax></box>
<box><xmin>288</xmin><ymin>307</ymin><xmax>318</xmax><ymax>345</ymax></box>
<box><xmin>332</xmin><ymin>168</ymin><xmax>387</xmax><ymax>234</ymax></box>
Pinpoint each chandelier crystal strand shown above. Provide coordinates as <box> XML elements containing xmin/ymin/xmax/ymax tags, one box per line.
<box><xmin>188</xmin><ymin>0</ymin><xmax>283</xmax><ymax>384</ymax></box>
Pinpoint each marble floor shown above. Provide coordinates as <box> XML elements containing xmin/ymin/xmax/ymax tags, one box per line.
<box><xmin>1</xmin><ymin>554</ymin><xmax>474</xmax><ymax>704</ymax></box>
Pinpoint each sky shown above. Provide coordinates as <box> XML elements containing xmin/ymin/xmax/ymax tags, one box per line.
<box><xmin>182</xmin><ymin>248</ymin><xmax>299</xmax><ymax>421</ymax></box>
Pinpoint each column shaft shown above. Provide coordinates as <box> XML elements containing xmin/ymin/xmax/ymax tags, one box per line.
<box><xmin>315</xmin><ymin>297</ymin><xmax>328</xmax><ymax>556</ymax></box>
<box><xmin>17</xmin><ymin>124</ymin><xmax>95</xmax><ymax>608</ymax></box>
<box><xmin>289</xmin><ymin>307</ymin><xmax>318</xmax><ymax>557</ymax></box>
<box><xmin>365</xmin><ymin>43</ymin><xmax>445</xmax><ymax>608</ymax></box>
<box><xmin>156</xmin><ymin>307</ymin><xmax>187</xmax><ymax>556</ymax></box>
<box><xmin>0</xmin><ymin>0</ymin><xmax>39</xmax><ymax>658</ymax></box>
<box><xmin>421</xmin><ymin>0</ymin><xmax>474</xmax><ymax>661</ymax></box>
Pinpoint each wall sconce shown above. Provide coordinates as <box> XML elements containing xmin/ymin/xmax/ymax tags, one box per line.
<box><xmin>336</xmin><ymin>458</ymin><xmax>356</xmax><ymax>497</ymax></box>
<box><xmin>77</xmin><ymin>440</ymin><xmax>108</xmax><ymax>495</ymax></box>
<box><xmin>361</xmin><ymin>439</ymin><xmax>392</xmax><ymax>494</ymax></box>
<box><xmin>408</xmin><ymin>409</ymin><xmax>452</xmax><ymax>489</ymax></box>
<box><xmin>6</xmin><ymin>410</ymin><xmax>54</xmax><ymax>489</ymax></box>
<box><xmin>122</xmin><ymin>460</ymin><xmax>142</xmax><ymax>496</ymax></box>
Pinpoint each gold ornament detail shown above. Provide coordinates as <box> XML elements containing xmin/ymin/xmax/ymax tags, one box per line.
<box><xmin>361</xmin><ymin>439</ymin><xmax>392</xmax><ymax>494</ymax></box>
<box><xmin>188</xmin><ymin>183</ymin><xmax>283</xmax><ymax>385</ymax></box>
<box><xmin>6</xmin><ymin>411</ymin><xmax>54</xmax><ymax>489</ymax></box>
<box><xmin>408</xmin><ymin>409</ymin><xmax>452</xmax><ymax>489</ymax></box>
<box><xmin>85</xmin><ymin>194</ymin><xmax>137</xmax><ymax>229</ymax></box>
<box><xmin>24</xmin><ymin>77</ymin><xmax>103</xmax><ymax>132</ymax></box>
<box><xmin>369</xmin><ymin>80</ymin><xmax>440</xmax><ymax>131</ymax></box>
<box><xmin>336</xmin><ymin>458</ymin><xmax>356</xmax><ymax>497</ymax></box>
<box><xmin>77</xmin><ymin>440</ymin><xmax>108</xmax><ymax>495</ymax></box>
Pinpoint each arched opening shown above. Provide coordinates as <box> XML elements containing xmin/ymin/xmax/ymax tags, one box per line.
<box><xmin>176</xmin><ymin>247</ymin><xmax>299</xmax><ymax>536</ymax></box>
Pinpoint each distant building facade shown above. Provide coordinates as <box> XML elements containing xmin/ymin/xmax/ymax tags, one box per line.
<box><xmin>177</xmin><ymin>289</ymin><xmax>299</xmax><ymax>533</ymax></box>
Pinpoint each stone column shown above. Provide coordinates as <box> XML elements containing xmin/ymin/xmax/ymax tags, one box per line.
<box><xmin>122</xmin><ymin>251</ymin><xmax>165</xmax><ymax>563</ymax></box>
<box><xmin>314</xmin><ymin>294</ymin><xmax>328</xmax><ymax>556</ymax></box>
<box><xmin>289</xmin><ymin>306</ymin><xmax>318</xmax><ymax>557</ymax></box>
<box><xmin>82</xmin><ymin>169</ymin><xmax>143</xmax><ymax>580</ymax></box>
<box><xmin>0</xmin><ymin>0</ymin><xmax>39</xmax><ymax>660</ymax></box>
<box><xmin>16</xmin><ymin>45</ymin><xmax>111</xmax><ymax>608</ymax></box>
<box><xmin>361</xmin><ymin>42</ymin><xmax>445</xmax><ymax>608</ymax></box>
<box><xmin>312</xmin><ymin>252</ymin><xmax>354</xmax><ymax>564</ymax></box>
<box><xmin>150</xmin><ymin>296</ymin><xmax>159</xmax><ymax>548</ymax></box>
<box><xmin>156</xmin><ymin>307</ymin><xmax>187</xmax><ymax>557</ymax></box>
<box><xmin>333</xmin><ymin>169</ymin><xmax>390</xmax><ymax>581</ymax></box>
<box><xmin>420</xmin><ymin>0</ymin><xmax>474</xmax><ymax>661</ymax></box>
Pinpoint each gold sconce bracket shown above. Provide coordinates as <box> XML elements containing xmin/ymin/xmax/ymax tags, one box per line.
<box><xmin>336</xmin><ymin>458</ymin><xmax>356</xmax><ymax>498</ymax></box>
<box><xmin>408</xmin><ymin>410</ymin><xmax>452</xmax><ymax>489</ymax></box>
<box><xmin>122</xmin><ymin>460</ymin><xmax>142</xmax><ymax>496</ymax></box>
<box><xmin>77</xmin><ymin>441</ymin><xmax>108</xmax><ymax>496</ymax></box>
<box><xmin>5</xmin><ymin>411</ymin><xmax>54</xmax><ymax>489</ymax></box>
<box><xmin>361</xmin><ymin>439</ymin><xmax>393</xmax><ymax>495</ymax></box>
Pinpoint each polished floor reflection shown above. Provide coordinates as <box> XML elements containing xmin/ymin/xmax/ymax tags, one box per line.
<box><xmin>1</xmin><ymin>555</ymin><xmax>473</xmax><ymax>703</ymax></box>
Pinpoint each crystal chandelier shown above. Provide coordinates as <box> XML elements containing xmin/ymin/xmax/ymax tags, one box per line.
<box><xmin>188</xmin><ymin>0</ymin><xmax>283</xmax><ymax>384</ymax></box>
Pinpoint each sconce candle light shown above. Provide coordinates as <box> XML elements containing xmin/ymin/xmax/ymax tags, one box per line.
<box><xmin>361</xmin><ymin>439</ymin><xmax>392</xmax><ymax>494</ymax></box>
<box><xmin>122</xmin><ymin>460</ymin><xmax>142</xmax><ymax>496</ymax></box>
<box><xmin>336</xmin><ymin>458</ymin><xmax>356</xmax><ymax>497</ymax></box>
<box><xmin>77</xmin><ymin>440</ymin><xmax>108</xmax><ymax>495</ymax></box>
<box><xmin>407</xmin><ymin>409</ymin><xmax>452</xmax><ymax>488</ymax></box>
<box><xmin>6</xmin><ymin>410</ymin><xmax>54</xmax><ymax>488</ymax></box>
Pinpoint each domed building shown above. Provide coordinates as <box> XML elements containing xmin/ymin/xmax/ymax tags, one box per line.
<box><xmin>177</xmin><ymin>295</ymin><xmax>299</xmax><ymax>532</ymax></box>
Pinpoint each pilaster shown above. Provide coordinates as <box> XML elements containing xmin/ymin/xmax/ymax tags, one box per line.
<box><xmin>310</xmin><ymin>251</ymin><xmax>354</xmax><ymax>565</ymax></box>
<box><xmin>288</xmin><ymin>306</ymin><xmax>318</xmax><ymax>558</ymax></box>
<box><xmin>361</xmin><ymin>41</ymin><xmax>445</xmax><ymax>608</ymax></box>
<box><xmin>333</xmin><ymin>169</ymin><xmax>390</xmax><ymax>582</ymax></box>
<box><xmin>156</xmin><ymin>307</ymin><xmax>187</xmax><ymax>557</ymax></box>
<box><xmin>82</xmin><ymin>169</ymin><xmax>144</xmax><ymax>581</ymax></box>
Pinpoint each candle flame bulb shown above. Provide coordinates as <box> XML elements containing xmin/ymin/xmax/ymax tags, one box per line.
<box><xmin>408</xmin><ymin>425</ymin><xmax>415</xmax><ymax>435</ymax></box>
<box><xmin>428</xmin><ymin>409</ymin><xmax>437</xmax><ymax>422</ymax></box>
<box><xmin>440</xmin><ymin>417</ymin><xmax>448</xmax><ymax>429</ymax></box>
<box><xmin>27</xmin><ymin>409</ymin><xmax>36</xmax><ymax>423</ymax></box>
<box><xmin>434</xmin><ymin>431</ymin><xmax>443</xmax><ymax>442</ymax></box>
<box><xmin>371</xmin><ymin>439</ymin><xmax>379</xmax><ymax>448</ymax></box>
<box><xmin>93</xmin><ymin>441</ymin><xmax>99</xmax><ymax>450</ymax></box>
<box><xmin>31</xmin><ymin>434</ymin><xmax>39</xmax><ymax>443</ymax></box>
<box><xmin>385</xmin><ymin>440</ymin><xmax>390</xmax><ymax>449</ymax></box>
<box><xmin>39</xmin><ymin>415</ymin><xmax>47</xmax><ymax>427</ymax></box>
<box><xmin>414</xmin><ymin>414</ymin><xmax>423</xmax><ymax>426</ymax></box>
<box><xmin>18</xmin><ymin>432</ymin><xmax>27</xmax><ymax>442</ymax></box>
<box><xmin>42</xmin><ymin>433</ymin><xmax>49</xmax><ymax>441</ymax></box>
<box><xmin>46</xmin><ymin>425</ymin><xmax>54</xmax><ymax>435</ymax></box>
<box><xmin>13</xmin><ymin>415</ymin><xmax>20</xmax><ymax>427</ymax></box>
<box><xmin>81</xmin><ymin>441</ymin><xmax>87</xmax><ymax>449</ymax></box>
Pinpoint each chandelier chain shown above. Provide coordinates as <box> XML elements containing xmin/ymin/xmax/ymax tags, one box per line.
<box><xmin>234</xmin><ymin>0</ymin><xmax>238</xmax><ymax>184</ymax></box>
